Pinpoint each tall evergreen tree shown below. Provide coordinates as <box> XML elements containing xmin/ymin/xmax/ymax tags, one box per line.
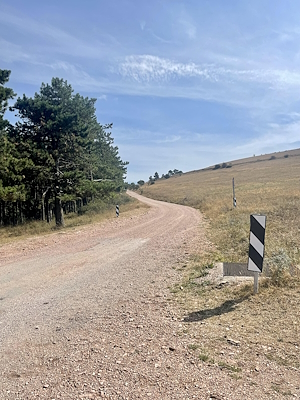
<box><xmin>11</xmin><ymin>77</ymin><xmax>128</xmax><ymax>226</ymax></box>
<box><xmin>0</xmin><ymin>69</ymin><xmax>15</xmax><ymax>131</ymax></box>
<box><xmin>11</xmin><ymin>78</ymin><xmax>97</xmax><ymax>226</ymax></box>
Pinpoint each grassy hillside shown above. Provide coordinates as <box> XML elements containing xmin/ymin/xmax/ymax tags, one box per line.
<box><xmin>141</xmin><ymin>149</ymin><xmax>300</xmax><ymax>388</ymax></box>
<box><xmin>141</xmin><ymin>148</ymin><xmax>300</xmax><ymax>268</ymax></box>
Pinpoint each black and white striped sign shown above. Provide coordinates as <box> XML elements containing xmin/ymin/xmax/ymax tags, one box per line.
<box><xmin>247</xmin><ymin>214</ymin><xmax>266</xmax><ymax>272</ymax></box>
<box><xmin>116</xmin><ymin>205</ymin><xmax>119</xmax><ymax>217</ymax></box>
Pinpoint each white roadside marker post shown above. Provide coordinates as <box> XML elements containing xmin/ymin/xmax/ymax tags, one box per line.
<box><xmin>232</xmin><ymin>178</ymin><xmax>236</xmax><ymax>208</ymax></box>
<box><xmin>247</xmin><ymin>214</ymin><xmax>266</xmax><ymax>294</ymax></box>
<box><xmin>254</xmin><ymin>271</ymin><xmax>259</xmax><ymax>294</ymax></box>
<box><xmin>116</xmin><ymin>205</ymin><xmax>119</xmax><ymax>218</ymax></box>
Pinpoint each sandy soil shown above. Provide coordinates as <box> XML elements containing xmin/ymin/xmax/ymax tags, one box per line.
<box><xmin>0</xmin><ymin>192</ymin><xmax>293</xmax><ymax>399</ymax></box>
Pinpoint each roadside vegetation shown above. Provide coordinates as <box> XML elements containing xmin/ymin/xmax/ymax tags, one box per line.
<box><xmin>0</xmin><ymin>194</ymin><xmax>148</xmax><ymax>244</ymax></box>
<box><xmin>143</xmin><ymin>150</ymin><xmax>300</xmax><ymax>387</ymax></box>
<box><xmin>0</xmin><ymin>69</ymin><xmax>128</xmax><ymax>229</ymax></box>
<box><xmin>141</xmin><ymin>150</ymin><xmax>300</xmax><ymax>270</ymax></box>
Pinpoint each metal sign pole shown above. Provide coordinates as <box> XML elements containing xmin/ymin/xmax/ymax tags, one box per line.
<box><xmin>254</xmin><ymin>272</ymin><xmax>259</xmax><ymax>294</ymax></box>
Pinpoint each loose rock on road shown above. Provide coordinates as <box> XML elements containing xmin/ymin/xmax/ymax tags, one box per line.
<box><xmin>0</xmin><ymin>192</ymin><xmax>268</xmax><ymax>399</ymax></box>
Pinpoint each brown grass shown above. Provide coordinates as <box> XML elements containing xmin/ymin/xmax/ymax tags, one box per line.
<box><xmin>176</xmin><ymin>277</ymin><xmax>300</xmax><ymax>377</ymax></box>
<box><xmin>141</xmin><ymin>148</ymin><xmax>300</xmax><ymax>267</ymax></box>
<box><xmin>143</xmin><ymin>148</ymin><xmax>300</xmax><ymax>384</ymax></box>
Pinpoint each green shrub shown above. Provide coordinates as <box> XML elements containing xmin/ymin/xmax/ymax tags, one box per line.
<box><xmin>266</xmin><ymin>248</ymin><xmax>292</xmax><ymax>286</ymax></box>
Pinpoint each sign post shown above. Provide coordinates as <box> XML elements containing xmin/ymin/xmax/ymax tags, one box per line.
<box><xmin>116</xmin><ymin>205</ymin><xmax>119</xmax><ymax>217</ymax></box>
<box><xmin>232</xmin><ymin>178</ymin><xmax>236</xmax><ymax>208</ymax></box>
<box><xmin>247</xmin><ymin>214</ymin><xmax>266</xmax><ymax>293</ymax></box>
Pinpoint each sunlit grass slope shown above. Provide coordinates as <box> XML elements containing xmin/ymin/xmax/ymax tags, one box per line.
<box><xmin>142</xmin><ymin>149</ymin><xmax>300</xmax><ymax>266</ymax></box>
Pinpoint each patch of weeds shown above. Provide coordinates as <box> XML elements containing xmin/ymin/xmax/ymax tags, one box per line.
<box><xmin>196</xmin><ymin>269</ymin><xmax>209</xmax><ymax>278</ymax></box>
<box><xmin>282</xmin><ymin>390</ymin><xmax>293</xmax><ymax>396</ymax></box>
<box><xmin>218</xmin><ymin>361</ymin><xmax>241</xmax><ymax>373</ymax></box>
<box><xmin>266</xmin><ymin>352</ymin><xmax>299</xmax><ymax>368</ymax></box>
<box><xmin>271</xmin><ymin>384</ymin><xmax>292</xmax><ymax>396</ymax></box>
<box><xmin>200</xmin><ymin>280</ymin><xmax>211</xmax><ymax>287</ymax></box>
<box><xmin>266</xmin><ymin>249</ymin><xmax>293</xmax><ymax>287</ymax></box>
<box><xmin>188</xmin><ymin>344</ymin><xmax>199</xmax><ymax>351</ymax></box>
<box><xmin>230</xmin><ymin>373</ymin><xmax>242</xmax><ymax>380</ymax></box>
<box><xmin>170</xmin><ymin>285</ymin><xmax>181</xmax><ymax>294</ymax></box>
<box><xmin>199</xmin><ymin>353</ymin><xmax>209</xmax><ymax>362</ymax></box>
<box><xmin>249</xmin><ymin>381</ymin><xmax>258</xmax><ymax>386</ymax></box>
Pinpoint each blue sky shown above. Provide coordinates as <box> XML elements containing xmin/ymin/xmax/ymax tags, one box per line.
<box><xmin>1</xmin><ymin>1</ymin><xmax>300</xmax><ymax>182</ymax></box>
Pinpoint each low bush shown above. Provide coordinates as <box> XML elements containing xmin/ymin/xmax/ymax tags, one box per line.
<box><xmin>266</xmin><ymin>248</ymin><xmax>292</xmax><ymax>286</ymax></box>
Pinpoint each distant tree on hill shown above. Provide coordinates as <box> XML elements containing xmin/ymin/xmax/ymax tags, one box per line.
<box><xmin>148</xmin><ymin>176</ymin><xmax>155</xmax><ymax>185</ymax></box>
<box><xmin>154</xmin><ymin>172</ymin><xmax>159</xmax><ymax>180</ymax></box>
<box><xmin>129</xmin><ymin>182</ymin><xmax>139</xmax><ymax>190</ymax></box>
<box><xmin>137</xmin><ymin>180</ymin><xmax>145</xmax><ymax>186</ymax></box>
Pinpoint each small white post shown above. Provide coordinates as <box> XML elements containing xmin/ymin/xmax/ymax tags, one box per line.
<box><xmin>232</xmin><ymin>178</ymin><xmax>236</xmax><ymax>208</ymax></box>
<box><xmin>254</xmin><ymin>272</ymin><xmax>259</xmax><ymax>294</ymax></box>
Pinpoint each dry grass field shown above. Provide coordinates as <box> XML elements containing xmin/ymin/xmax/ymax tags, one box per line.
<box><xmin>142</xmin><ymin>148</ymin><xmax>300</xmax><ymax>268</ymax></box>
<box><xmin>142</xmin><ymin>148</ymin><xmax>300</xmax><ymax>395</ymax></box>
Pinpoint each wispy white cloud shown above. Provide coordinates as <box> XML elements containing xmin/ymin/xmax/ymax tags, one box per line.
<box><xmin>118</xmin><ymin>54</ymin><xmax>300</xmax><ymax>89</ymax></box>
<box><xmin>227</xmin><ymin>119</ymin><xmax>300</xmax><ymax>160</ymax></box>
<box><xmin>0</xmin><ymin>39</ymin><xmax>31</xmax><ymax>63</ymax></box>
<box><xmin>118</xmin><ymin>55</ymin><xmax>212</xmax><ymax>82</ymax></box>
<box><xmin>179</xmin><ymin>18</ymin><xmax>197</xmax><ymax>39</ymax></box>
<box><xmin>147</xmin><ymin>29</ymin><xmax>173</xmax><ymax>44</ymax></box>
<box><xmin>155</xmin><ymin>135</ymin><xmax>181</xmax><ymax>143</ymax></box>
<box><xmin>0</xmin><ymin>10</ymin><xmax>115</xmax><ymax>60</ymax></box>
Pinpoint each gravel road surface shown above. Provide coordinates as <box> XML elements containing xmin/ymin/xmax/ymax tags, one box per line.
<box><xmin>0</xmin><ymin>192</ymin><xmax>281</xmax><ymax>399</ymax></box>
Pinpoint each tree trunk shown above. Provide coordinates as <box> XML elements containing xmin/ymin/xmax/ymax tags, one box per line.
<box><xmin>42</xmin><ymin>197</ymin><xmax>45</xmax><ymax>221</ymax></box>
<box><xmin>54</xmin><ymin>196</ymin><xmax>65</xmax><ymax>227</ymax></box>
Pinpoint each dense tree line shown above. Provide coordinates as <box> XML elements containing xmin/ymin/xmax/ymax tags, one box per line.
<box><xmin>0</xmin><ymin>70</ymin><xmax>128</xmax><ymax>227</ymax></box>
<box><xmin>147</xmin><ymin>169</ymin><xmax>183</xmax><ymax>185</ymax></box>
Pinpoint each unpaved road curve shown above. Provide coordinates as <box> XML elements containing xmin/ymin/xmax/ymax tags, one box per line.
<box><xmin>0</xmin><ymin>192</ymin><xmax>267</xmax><ymax>399</ymax></box>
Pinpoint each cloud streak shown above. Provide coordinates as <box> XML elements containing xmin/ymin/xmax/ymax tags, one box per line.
<box><xmin>118</xmin><ymin>55</ymin><xmax>300</xmax><ymax>89</ymax></box>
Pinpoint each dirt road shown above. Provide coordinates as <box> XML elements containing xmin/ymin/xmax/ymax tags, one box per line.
<box><xmin>0</xmin><ymin>192</ymin><xmax>275</xmax><ymax>399</ymax></box>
